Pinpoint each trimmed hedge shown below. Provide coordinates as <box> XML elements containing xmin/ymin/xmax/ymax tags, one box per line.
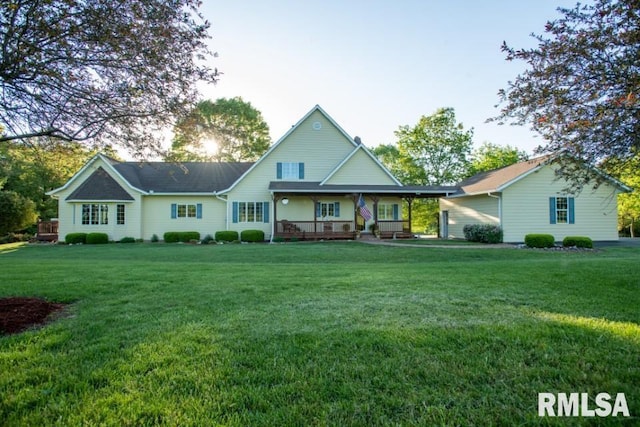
<box><xmin>119</xmin><ymin>237</ymin><xmax>136</xmax><ymax>244</ymax></box>
<box><xmin>524</xmin><ymin>234</ymin><xmax>555</xmax><ymax>248</ymax></box>
<box><xmin>86</xmin><ymin>232</ymin><xmax>109</xmax><ymax>244</ymax></box>
<box><xmin>462</xmin><ymin>224</ymin><xmax>503</xmax><ymax>244</ymax></box>
<box><xmin>65</xmin><ymin>233</ymin><xmax>87</xmax><ymax>244</ymax></box>
<box><xmin>562</xmin><ymin>236</ymin><xmax>593</xmax><ymax>248</ymax></box>
<box><xmin>215</xmin><ymin>230</ymin><xmax>239</xmax><ymax>242</ymax></box>
<box><xmin>241</xmin><ymin>229</ymin><xmax>265</xmax><ymax>243</ymax></box>
<box><xmin>164</xmin><ymin>231</ymin><xmax>201</xmax><ymax>243</ymax></box>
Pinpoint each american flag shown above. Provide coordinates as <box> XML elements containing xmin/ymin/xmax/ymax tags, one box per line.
<box><xmin>358</xmin><ymin>194</ymin><xmax>372</xmax><ymax>221</ymax></box>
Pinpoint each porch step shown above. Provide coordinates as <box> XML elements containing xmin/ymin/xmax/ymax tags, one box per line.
<box><xmin>358</xmin><ymin>233</ymin><xmax>379</xmax><ymax>241</ymax></box>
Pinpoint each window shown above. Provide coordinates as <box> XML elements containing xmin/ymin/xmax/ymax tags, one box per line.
<box><xmin>171</xmin><ymin>203</ymin><xmax>202</xmax><ymax>219</ymax></box>
<box><xmin>117</xmin><ymin>204</ymin><xmax>125</xmax><ymax>225</ymax></box>
<box><xmin>316</xmin><ymin>202</ymin><xmax>340</xmax><ymax>218</ymax></box>
<box><xmin>549</xmin><ymin>197</ymin><xmax>575</xmax><ymax>224</ymax></box>
<box><xmin>276</xmin><ymin>162</ymin><xmax>304</xmax><ymax>180</ymax></box>
<box><xmin>82</xmin><ymin>204</ymin><xmax>108</xmax><ymax>225</ymax></box>
<box><xmin>233</xmin><ymin>201</ymin><xmax>269</xmax><ymax>223</ymax></box>
<box><xmin>377</xmin><ymin>204</ymin><xmax>399</xmax><ymax>220</ymax></box>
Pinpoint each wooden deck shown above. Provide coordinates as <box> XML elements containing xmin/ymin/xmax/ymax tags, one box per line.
<box><xmin>274</xmin><ymin>220</ymin><xmax>413</xmax><ymax>241</ymax></box>
<box><xmin>36</xmin><ymin>221</ymin><xmax>59</xmax><ymax>242</ymax></box>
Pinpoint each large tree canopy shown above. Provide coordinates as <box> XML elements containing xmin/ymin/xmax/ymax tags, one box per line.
<box><xmin>0</xmin><ymin>0</ymin><xmax>218</xmax><ymax>156</ymax></box>
<box><xmin>394</xmin><ymin>108</ymin><xmax>473</xmax><ymax>186</ymax></box>
<box><xmin>492</xmin><ymin>0</ymin><xmax>640</xmax><ymax>187</ymax></box>
<box><xmin>167</xmin><ymin>98</ymin><xmax>271</xmax><ymax>162</ymax></box>
<box><xmin>467</xmin><ymin>142</ymin><xmax>529</xmax><ymax>177</ymax></box>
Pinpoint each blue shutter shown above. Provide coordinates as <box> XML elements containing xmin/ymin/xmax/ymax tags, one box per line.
<box><xmin>277</xmin><ymin>162</ymin><xmax>283</xmax><ymax>179</ymax></box>
<box><xmin>568</xmin><ymin>197</ymin><xmax>575</xmax><ymax>224</ymax></box>
<box><xmin>171</xmin><ymin>203</ymin><xmax>177</xmax><ymax>219</ymax></box>
<box><xmin>196</xmin><ymin>203</ymin><xmax>202</xmax><ymax>219</ymax></box>
<box><xmin>393</xmin><ymin>204</ymin><xmax>399</xmax><ymax>220</ymax></box>
<box><xmin>316</xmin><ymin>202</ymin><xmax>321</xmax><ymax>217</ymax></box>
<box><xmin>334</xmin><ymin>202</ymin><xmax>340</xmax><ymax>217</ymax></box>
<box><xmin>298</xmin><ymin>163</ymin><xmax>305</xmax><ymax>179</ymax></box>
<box><xmin>263</xmin><ymin>202</ymin><xmax>269</xmax><ymax>223</ymax></box>
<box><xmin>232</xmin><ymin>202</ymin><xmax>238</xmax><ymax>223</ymax></box>
<box><xmin>549</xmin><ymin>197</ymin><xmax>556</xmax><ymax>224</ymax></box>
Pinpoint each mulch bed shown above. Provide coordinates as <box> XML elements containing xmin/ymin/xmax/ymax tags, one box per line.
<box><xmin>0</xmin><ymin>297</ymin><xmax>66</xmax><ymax>335</ymax></box>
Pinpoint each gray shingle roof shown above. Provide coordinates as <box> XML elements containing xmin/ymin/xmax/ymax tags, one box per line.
<box><xmin>113</xmin><ymin>162</ymin><xmax>254</xmax><ymax>193</ymax></box>
<box><xmin>269</xmin><ymin>181</ymin><xmax>457</xmax><ymax>197</ymax></box>
<box><xmin>455</xmin><ymin>156</ymin><xmax>551</xmax><ymax>195</ymax></box>
<box><xmin>66</xmin><ymin>167</ymin><xmax>134</xmax><ymax>201</ymax></box>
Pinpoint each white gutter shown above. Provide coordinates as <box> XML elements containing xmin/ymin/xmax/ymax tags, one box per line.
<box><xmin>487</xmin><ymin>192</ymin><xmax>502</xmax><ymax>226</ymax></box>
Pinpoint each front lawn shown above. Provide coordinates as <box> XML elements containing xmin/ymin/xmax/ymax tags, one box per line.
<box><xmin>1</xmin><ymin>242</ymin><xmax>638</xmax><ymax>425</ymax></box>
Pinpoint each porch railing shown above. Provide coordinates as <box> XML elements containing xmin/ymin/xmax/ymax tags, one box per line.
<box><xmin>36</xmin><ymin>220</ymin><xmax>59</xmax><ymax>241</ymax></box>
<box><xmin>275</xmin><ymin>220</ymin><xmax>412</xmax><ymax>240</ymax></box>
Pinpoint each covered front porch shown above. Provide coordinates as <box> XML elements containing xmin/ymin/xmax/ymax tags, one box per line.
<box><xmin>269</xmin><ymin>183</ymin><xmax>457</xmax><ymax>241</ymax></box>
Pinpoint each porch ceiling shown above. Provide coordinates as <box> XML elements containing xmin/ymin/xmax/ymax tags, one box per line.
<box><xmin>269</xmin><ymin>181</ymin><xmax>458</xmax><ymax>198</ymax></box>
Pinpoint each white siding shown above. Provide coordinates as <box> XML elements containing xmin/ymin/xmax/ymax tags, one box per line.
<box><xmin>439</xmin><ymin>196</ymin><xmax>499</xmax><ymax>239</ymax></box>
<box><xmin>501</xmin><ymin>165</ymin><xmax>621</xmax><ymax>242</ymax></box>
<box><xmin>141</xmin><ymin>196</ymin><xmax>227</xmax><ymax>241</ymax></box>
<box><xmin>324</xmin><ymin>148</ymin><xmax>397</xmax><ymax>185</ymax></box>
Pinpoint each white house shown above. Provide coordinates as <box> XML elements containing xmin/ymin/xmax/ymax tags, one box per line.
<box><xmin>48</xmin><ymin>105</ymin><xmax>454</xmax><ymax>242</ymax></box>
<box><xmin>439</xmin><ymin>156</ymin><xmax>631</xmax><ymax>242</ymax></box>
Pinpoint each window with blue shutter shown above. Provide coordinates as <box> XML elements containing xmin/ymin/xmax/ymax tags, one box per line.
<box><xmin>276</xmin><ymin>162</ymin><xmax>283</xmax><ymax>179</ymax></box>
<box><xmin>568</xmin><ymin>197</ymin><xmax>575</xmax><ymax>224</ymax></box>
<box><xmin>232</xmin><ymin>201</ymin><xmax>239</xmax><ymax>223</ymax></box>
<box><xmin>196</xmin><ymin>203</ymin><xmax>202</xmax><ymax>219</ymax></box>
<box><xmin>278</xmin><ymin>162</ymin><xmax>304</xmax><ymax>179</ymax></box>
<box><xmin>550</xmin><ymin>196</ymin><xmax>574</xmax><ymax>224</ymax></box>
<box><xmin>298</xmin><ymin>163</ymin><xmax>305</xmax><ymax>179</ymax></box>
<box><xmin>263</xmin><ymin>202</ymin><xmax>270</xmax><ymax>223</ymax></box>
<box><xmin>171</xmin><ymin>203</ymin><xmax>177</xmax><ymax>219</ymax></box>
<box><xmin>549</xmin><ymin>197</ymin><xmax>556</xmax><ymax>224</ymax></box>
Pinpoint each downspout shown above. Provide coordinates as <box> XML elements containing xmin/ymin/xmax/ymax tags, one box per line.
<box><xmin>487</xmin><ymin>192</ymin><xmax>502</xmax><ymax>227</ymax></box>
<box><xmin>215</xmin><ymin>192</ymin><xmax>229</xmax><ymax>231</ymax></box>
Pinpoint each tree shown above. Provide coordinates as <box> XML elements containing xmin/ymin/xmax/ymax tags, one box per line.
<box><xmin>602</xmin><ymin>155</ymin><xmax>640</xmax><ymax>237</ymax></box>
<box><xmin>395</xmin><ymin>108</ymin><xmax>473</xmax><ymax>185</ymax></box>
<box><xmin>374</xmin><ymin>108</ymin><xmax>473</xmax><ymax>233</ymax></box>
<box><xmin>468</xmin><ymin>142</ymin><xmax>529</xmax><ymax>176</ymax></box>
<box><xmin>167</xmin><ymin>98</ymin><xmax>271</xmax><ymax>162</ymax></box>
<box><xmin>492</xmin><ymin>0</ymin><xmax>640</xmax><ymax>188</ymax></box>
<box><xmin>0</xmin><ymin>141</ymin><xmax>101</xmax><ymax>219</ymax></box>
<box><xmin>0</xmin><ymin>190</ymin><xmax>37</xmax><ymax>235</ymax></box>
<box><xmin>0</xmin><ymin>0</ymin><xmax>218</xmax><ymax>154</ymax></box>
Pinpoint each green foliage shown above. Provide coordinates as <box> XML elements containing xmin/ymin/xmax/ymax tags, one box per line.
<box><xmin>151</xmin><ymin>234</ymin><xmax>159</xmax><ymax>243</ymax></box>
<box><xmin>492</xmin><ymin>0</ymin><xmax>640</xmax><ymax>188</ymax></box>
<box><xmin>167</xmin><ymin>97</ymin><xmax>271</xmax><ymax>162</ymax></box>
<box><xmin>65</xmin><ymin>233</ymin><xmax>87</xmax><ymax>244</ymax></box>
<box><xmin>119</xmin><ymin>237</ymin><xmax>136</xmax><ymax>244</ymax></box>
<box><xmin>201</xmin><ymin>234</ymin><xmax>215</xmax><ymax>244</ymax></box>
<box><xmin>163</xmin><ymin>232</ymin><xmax>201</xmax><ymax>243</ymax></box>
<box><xmin>0</xmin><ymin>142</ymin><xmax>99</xmax><ymax>220</ymax></box>
<box><xmin>0</xmin><ymin>0</ymin><xmax>217</xmax><ymax>151</ymax></box>
<box><xmin>462</xmin><ymin>224</ymin><xmax>504</xmax><ymax>244</ymax></box>
<box><xmin>467</xmin><ymin>142</ymin><xmax>529</xmax><ymax>176</ymax></box>
<box><xmin>562</xmin><ymin>236</ymin><xmax>594</xmax><ymax>248</ymax></box>
<box><xmin>0</xmin><ymin>190</ymin><xmax>37</xmax><ymax>234</ymax></box>
<box><xmin>602</xmin><ymin>155</ymin><xmax>640</xmax><ymax>237</ymax></box>
<box><xmin>240</xmin><ymin>229</ymin><xmax>265</xmax><ymax>243</ymax></box>
<box><xmin>86</xmin><ymin>233</ymin><xmax>109</xmax><ymax>244</ymax></box>
<box><xmin>393</xmin><ymin>107</ymin><xmax>473</xmax><ymax>185</ymax></box>
<box><xmin>0</xmin><ymin>232</ymin><xmax>32</xmax><ymax>244</ymax></box>
<box><xmin>524</xmin><ymin>234</ymin><xmax>555</xmax><ymax>248</ymax></box>
<box><xmin>215</xmin><ymin>230</ymin><xmax>239</xmax><ymax>242</ymax></box>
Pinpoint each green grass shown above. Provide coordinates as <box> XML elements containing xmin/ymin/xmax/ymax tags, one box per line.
<box><xmin>1</xmin><ymin>242</ymin><xmax>639</xmax><ymax>426</ymax></box>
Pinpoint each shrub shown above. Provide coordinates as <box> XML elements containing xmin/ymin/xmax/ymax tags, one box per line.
<box><xmin>562</xmin><ymin>236</ymin><xmax>593</xmax><ymax>248</ymax></box>
<box><xmin>151</xmin><ymin>234</ymin><xmax>159</xmax><ymax>243</ymax></box>
<box><xmin>241</xmin><ymin>229</ymin><xmax>265</xmax><ymax>243</ymax></box>
<box><xmin>164</xmin><ymin>231</ymin><xmax>200</xmax><ymax>243</ymax></box>
<box><xmin>65</xmin><ymin>233</ymin><xmax>87</xmax><ymax>244</ymax></box>
<box><xmin>119</xmin><ymin>237</ymin><xmax>136</xmax><ymax>243</ymax></box>
<box><xmin>215</xmin><ymin>230</ymin><xmax>239</xmax><ymax>242</ymax></box>
<box><xmin>86</xmin><ymin>232</ymin><xmax>109</xmax><ymax>244</ymax></box>
<box><xmin>202</xmin><ymin>234</ymin><xmax>215</xmax><ymax>244</ymax></box>
<box><xmin>462</xmin><ymin>224</ymin><xmax>503</xmax><ymax>244</ymax></box>
<box><xmin>524</xmin><ymin>234</ymin><xmax>555</xmax><ymax>248</ymax></box>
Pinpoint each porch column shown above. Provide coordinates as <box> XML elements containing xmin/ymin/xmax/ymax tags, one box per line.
<box><xmin>310</xmin><ymin>196</ymin><xmax>319</xmax><ymax>237</ymax></box>
<box><xmin>370</xmin><ymin>196</ymin><xmax>379</xmax><ymax>229</ymax></box>
<box><xmin>406</xmin><ymin>197</ymin><xmax>414</xmax><ymax>233</ymax></box>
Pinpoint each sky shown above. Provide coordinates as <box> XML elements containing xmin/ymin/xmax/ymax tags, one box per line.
<box><xmin>197</xmin><ymin>0</ymin><xmax>578</xmax><ymax>155</ymax></box>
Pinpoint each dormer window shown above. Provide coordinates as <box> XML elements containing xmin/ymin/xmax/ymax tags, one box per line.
<box><xmin>277</xmin><ymin>162</ymin><xmax>305</xmax><ymax>180</ymax></box>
